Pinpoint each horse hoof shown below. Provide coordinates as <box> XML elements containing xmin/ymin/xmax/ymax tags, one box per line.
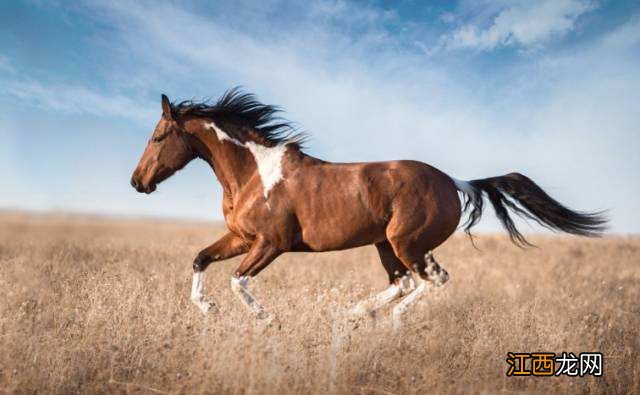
<box><xmin>196</xmin><ymin>300</ymin><xmax>217</xmax><ymax>315</ymax></box>
<box><xmin>257</xmin><ymin>313</ymin><xmax>281</xmax><ymax>330</ymax></box>
<box><xmin>347</xmin><ymin>305</ymin><xmax>368</xmax><ymax>320</ymax></box>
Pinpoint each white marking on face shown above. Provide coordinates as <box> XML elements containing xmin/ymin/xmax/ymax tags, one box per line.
<box><xmin>205</xmin><ymin>121</ymin><xmax>286</xmax><ymax>199</ymax></box>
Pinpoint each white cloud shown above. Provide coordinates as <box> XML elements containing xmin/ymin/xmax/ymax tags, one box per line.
<box><xmin>309</xmin><ymin>0</ymin><xmax>397</xmax><ymax>25</ymax></box>
<box><xmin>441</xmin><ymin>0</ymin><xmax>596</xmax><ymax>51</ymax></box>
<box><xmin>1</xmin><ymin>78</ymin><xmax>155</xmax><ymax>123</ymax></box>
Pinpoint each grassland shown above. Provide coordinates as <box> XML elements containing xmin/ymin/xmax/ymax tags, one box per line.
<box><xmin>0</xmin><ymin>212</ymin><xmax>638</xmax><ymax>394</ymax></box>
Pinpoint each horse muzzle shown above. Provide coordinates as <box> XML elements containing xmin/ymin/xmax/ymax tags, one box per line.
<box><xmin>130</xmin><ymin>176</ymin><xmax>156</xmax><ymax>194</ymax></box>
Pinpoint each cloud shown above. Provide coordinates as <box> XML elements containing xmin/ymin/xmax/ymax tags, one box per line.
<box><xmin>600</xmin><ymin>15</ymin><xmax>640</xmax><ymax>49</ymax></box>
<box><xmin>1</xmin><ymin>77</ymin><xmax>155</xmax><ymax>124</ymax></box>
<box><xmin>309</xmin><ymin>0</ymin><xmax>397</xmax><ymax>26</ymax></box>
<box><xmin>77</xmin><ymin>1</ymin><xmax>471</xmax><ymax>159</ymax></box>
<box><xmin>440</xmin><ymin>0</ymin><xmax>596</xmax><ymax>51</ymax></box>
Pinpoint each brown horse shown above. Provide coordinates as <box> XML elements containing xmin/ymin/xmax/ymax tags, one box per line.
<box><xmin>131</xmin><ymin>89</ymin><xmax>606</xmax><ymax>324</ymax></box>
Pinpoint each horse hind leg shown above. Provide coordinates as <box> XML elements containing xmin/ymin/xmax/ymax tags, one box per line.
<box><xmin>391</xmin><ymin>251</ymin><xmax>450</xmax><ymax>329</ymax></box>
<box><xmin>386</xmin><ymin>237</ymin><xmax>451</xmax><ymax>329</ymax></box>
<box><xmin>392</xmin><ymin>277</ymin><xmax>428</xmax><ymax>331</ymax></box>
<box><xmin>348</xmin><ymin>241</ymin><xmax>415</xmax><ymax>318</ymax></box>
<box><xmin>421</xmin><ymin>251</ymin><xmax>449</xmax><ymax>286</ymax></box>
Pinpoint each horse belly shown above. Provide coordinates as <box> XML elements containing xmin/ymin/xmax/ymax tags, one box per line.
<box><xmin>298</xmin><ymin>204</ymin><xmax>386</xmax><ymax>251</ymax></box>
<box><xmin>292</xmin><ymin>176</ymin><xmax>388</xmax><ymax>251</ymax></box>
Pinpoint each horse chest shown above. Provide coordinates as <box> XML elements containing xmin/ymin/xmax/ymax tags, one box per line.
<box><xmin>224</xmin><ymin>198</ymin><xmax>276</xmax><ymax>241</ymax></box>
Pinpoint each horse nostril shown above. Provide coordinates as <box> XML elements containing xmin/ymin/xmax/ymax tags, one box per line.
<box><xmin>130</xmin><ymin>177</ymin><xmax>138</xmax><ymax>189</ymax></box>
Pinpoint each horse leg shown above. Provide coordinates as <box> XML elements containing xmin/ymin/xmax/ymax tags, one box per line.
<box><xmin>230</xmin><ymin>237</ymin><xmax>280</xmax><ymax>320</ymax></box>
<box><xmin>191</xmin><ymin>232</ymin><xmax>249</xmax><ymax>314</ymax></box>
<box><xmin>420</xmin><ymin>251</ymin><xmax>449</xmax><ymax>286</ymax></box>
<box><xmin>392</xmin><ymin>277</ymin><xmax>427</xmax><ymax>330</ymax></box>
<box><xmin>388</xmin><ymin>249</ymin><xmax>450</xmax><ymax>330</ymax></box>
<box><xmin>385</xmin><ymin>237</ymin><xmax>435</xmax><ymax>330</ymax></box>
<box><xmin>193</xmin><ymin>231</ymin><xmax>249</xmax><ymax>271</ymax></box>
<box><xmin>190</xmin><ymin>272</ymin><xmax>215</xmax><ymax>314</ymax></box>
<box><xmin>348</xmin><ymin>241</ymin><xmax>415</xmax><ymax>318</ymax></box>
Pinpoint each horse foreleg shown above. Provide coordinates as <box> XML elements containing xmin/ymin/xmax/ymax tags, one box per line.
<box><xmin>193</xmin><ymin>232</ymin><xmax>249</xmax><ymax>271</ymax></box>
<box><xmin>230</xmin><ymin>276</ymin><xmax>269</xmax><ymax>319</ymax></box>
<box><xmin>191</xmin><ymin>232</ymin><xmax>249</xmax><ymax>314</ymax></box>
<box><xmin>231</xmin><ymin>238</ymin><xmax>280</xmax><ymax>320</ymax></box>
<box><xmin>191</xmin><ymin>271</ymin><xmax>215</xmax><ymax>314</ymax></box>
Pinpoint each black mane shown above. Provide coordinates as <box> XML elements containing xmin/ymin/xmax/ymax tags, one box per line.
<box><xmin>171</xmin><ymin>87</ymin><xmax>305</xmax><ymax>147</ymax></box>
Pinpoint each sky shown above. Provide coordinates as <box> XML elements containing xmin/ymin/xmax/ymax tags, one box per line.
<box><xmin>1</xmin><ymin>0</ymin><xmax>639</xmax><ymax>233</ymax></box>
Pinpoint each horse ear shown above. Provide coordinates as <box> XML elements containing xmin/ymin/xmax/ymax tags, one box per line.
<box><xmin>161</xmin><ymin>94</ymin><xmax>174</xmax><ymax>121</ymax></box>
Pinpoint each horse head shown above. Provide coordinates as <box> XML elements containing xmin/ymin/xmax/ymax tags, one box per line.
<box><xmin>130</xmin><ymin>95</ymin><xmax>196</xmax><ymax>194</ymax></box>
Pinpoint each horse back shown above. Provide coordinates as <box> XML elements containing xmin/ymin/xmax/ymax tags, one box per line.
<box><xmin>283</xmin><ymin>158</ymin><xmax>458</xmax><ymax>251</ymax></box>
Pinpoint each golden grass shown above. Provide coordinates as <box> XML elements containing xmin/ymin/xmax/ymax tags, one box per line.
<box><xmin>0</xmin><ymin>212</ymin><xmax>638</xmax><ymax>394</ymax></box>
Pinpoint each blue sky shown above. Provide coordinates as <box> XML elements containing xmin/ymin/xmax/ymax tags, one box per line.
<box><xmin>1</xmin><ymin>0</ymin><xmax>639</xmax><ymax>233</ymax></box>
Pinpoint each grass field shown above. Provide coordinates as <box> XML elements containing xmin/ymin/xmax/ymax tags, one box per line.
<box><xmin>0</xmin><ymin>212</ymin><xmax>638</xmax><ymax>394</ymax></box>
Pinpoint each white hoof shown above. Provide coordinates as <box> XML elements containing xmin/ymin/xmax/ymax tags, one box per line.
<box><xmin>192</xmin><ymin>298</ymin><xmax>216</xmax><ymax>314</ymax></box>
<box><xmin>256</xmin><ymin>309</ymin><xmax>270</xmax><ymax>320</ymax></box>
<box><xmin>347</xmin><ymin>304</ymin><xmax>368</xmax><ymax>319</ymax></box>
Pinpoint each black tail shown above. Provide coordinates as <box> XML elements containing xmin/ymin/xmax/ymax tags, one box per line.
<box><xmin>458</xmin><ymin>172</ymin><xmax>607</xmax><ymax>247</ymax></box>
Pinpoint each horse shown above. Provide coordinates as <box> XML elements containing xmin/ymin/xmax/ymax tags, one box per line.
<box><xmin>130</xmin><ymin>88</ymin><xmax>606</xmax><ymax>324</ymax></box>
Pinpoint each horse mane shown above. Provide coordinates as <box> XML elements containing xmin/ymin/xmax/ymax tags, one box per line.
<box><xmin>171</xmin><ymin>87</ymin><xmax>306</xmax><ymax>148</ymax></box>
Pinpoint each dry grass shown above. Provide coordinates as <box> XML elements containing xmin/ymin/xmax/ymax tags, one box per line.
<box><xmin>0</xmin><ymin>212</ymin><xmax>638</xmax><ymax>394</ymax></box>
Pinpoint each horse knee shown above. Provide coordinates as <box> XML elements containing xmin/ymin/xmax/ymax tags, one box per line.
<box><xmin>193</xmin><ymin>251</ymin><xmax>212</xmax><ymax>272</ymax></box>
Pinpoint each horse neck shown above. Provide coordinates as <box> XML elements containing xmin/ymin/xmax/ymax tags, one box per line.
<box><xmin>186</xmin><ymin>119</ymin><xmax>257</xmax><ymax>197</ymax></box>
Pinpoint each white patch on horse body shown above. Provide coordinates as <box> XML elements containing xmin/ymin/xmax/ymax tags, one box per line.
<box><xmin>205</xmin><ymin>121</ymin><xmax>243</xmax><ymax>146</ymax></box>
<box><xmin>245</xmin><ymin>142</ymin><xmax>287</xmax><ymax>198</ymax></box>
<box><xmin>205</xmin><ymin>121</ymin><xmax>286</xmax><ymax>199</ymax></box>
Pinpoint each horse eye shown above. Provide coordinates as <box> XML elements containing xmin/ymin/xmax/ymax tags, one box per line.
<box><xmin>152</xmin><ymin>132</ymin><xmax>168</xmax><ymax>142</ymax></box>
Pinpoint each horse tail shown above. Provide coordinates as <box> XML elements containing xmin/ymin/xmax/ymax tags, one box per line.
<box><xmin>451</xmin><ymin>172</ymin><xmax>607</xmax><ymax>247</ymax></box>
